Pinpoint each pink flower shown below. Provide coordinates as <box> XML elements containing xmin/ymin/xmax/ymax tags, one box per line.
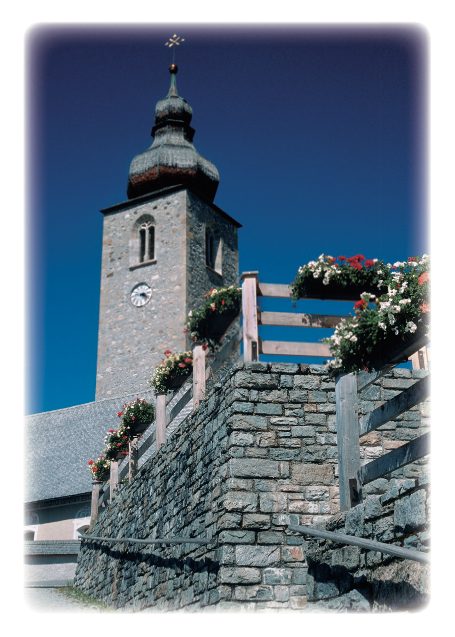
<box><xmin>184</xmin><ymin>358</ymin><xmax>192</xmax><ymax>362</ymax></box>
<box><xmin>179</xmin><ymin>363</ymin><xmax>186</xmax><ymax>368</ymax></box>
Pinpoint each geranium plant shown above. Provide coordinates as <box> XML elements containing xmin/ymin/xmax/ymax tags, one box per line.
<box><xmin>324</xmin><ymin>255</ymin><xmax>430</xmax><ymax>373</ymax></box>
<box><xmin>103</xmin><ymin>425</ymin><xmax>130</xmax><ymax>460</ymax></box>
<box><xmin>184</xmin><ymin>285</ymin><xmax>242</xmax><ymax>347</ymax></box>
<box><xmin>88</xmin><ymin>455</ymin><xmax>111</xmax><ymax>481</ymax></box>
<box><xmin>149</xmin><ymin>350</ymin><xmax>193</xmax><ymax>395</ymax></box>
<box><xmin>118</xmin><ymin>397</ymin><xmax>155</xmax><ymax>431</ymax></box>
<box><xmin>290</xmin><ymin>254</ymin><xmax>390</xmax><ymax>300</ymax></box>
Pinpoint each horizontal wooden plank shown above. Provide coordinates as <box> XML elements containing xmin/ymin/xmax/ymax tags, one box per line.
<box><xmin>358</xmin><ymin>432</ymin><xmax>430</xmax><ymax>485</ymax></box>
<box><xmin>288</xmin><ymin>524</ymin><xmax>429</xmax><ymax>564</ymax></box>
<box><xmin>259</xmin><ymin>311</ymin><xmax>347</xmax><ymax>329</ymax></box>
<box><xmin>166</xmin><ymin>386</ymin><xmax>193</xmax><ymax>424</ymax></box>
<box><xmin>356</xmin><ymin>365</ymin><xmax>396</xmax><ymax>392</ymax></box>
<box><xmin>259</xmin><ymin>340</ymin><xmax>331</xmax><ymax>358</ymax></box>
<box><xmin>257</xmin><ymin>282</ymin><xmax>363</xmax><ymax>301</ymax></box>
<box><xmin>257</xmin><ymin>282</ymin><xmax>292</xmax><ymax>298</ymax></box>
<box><xmin>360</xmin><ymin>374</ymin><xmax>430</xmax><ymax>435</ymax></box>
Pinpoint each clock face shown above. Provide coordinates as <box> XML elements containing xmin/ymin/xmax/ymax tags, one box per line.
<box><xmin>131</xmin><ymin>283</ymin><xmax>152</xmax><ymax>307</ymax></box>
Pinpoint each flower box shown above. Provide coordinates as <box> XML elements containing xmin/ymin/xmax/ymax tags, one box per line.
<box><xmin>369</xmin><ymin>322</ymin><xmax>429</xmax><ymax>371</ymax></box>
<box><xmin>205</xmin><ymin>299</ymin><xmax>241</xmax><ymax>340</ymax></box>
<box><xmin>114</xmin><ymin>451</ymin><xmax>127</xmax><ymax>461</ymax></box>
<box><xmin>294</xmin><ymin>278</ymin><xmax>382</xmax><ymax>301</ymax></box>
<box><xmin>98</xmin><ymin>470</ymin><xmax>110</xmax><ymax>482</ymax></box>
<box><xmin>168</xmin><ymin>369</ymin><xmax>192</xmax><ymax>390</ymax></box>
<box><xmin>129</xmin><ymin>420</ymin><xmax>152</xmax><ymax>438</ymax></box>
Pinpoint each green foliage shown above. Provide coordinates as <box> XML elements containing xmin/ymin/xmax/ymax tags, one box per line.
<box><xmin>185</xmin><ymin>285</ymin><xmax>242</xmax><ymax>347</ymax></box>
<box><xmin>324</xmin><ymin>255</ymin><xmax>430</xmax><ymax>373</ymax></box>
<box><xmin>290</xmin><ymin>254</ymin><xmax>390</xmax><ymax>300</ymax></box>
<box><xmin>103</xmin><ymin>424</ymin><xmax>130</xmax><ymax>460</ymax></box>
<box><xmin>87</xmin><ymin>455</ymin><xmax>110</xmax><ymax>481</ymax></box>
<box><xmin>117</xmin><ymin>398</ymin><xmax>155</xmax><ymax>431</ymax></box>
<box><xmin>57</xmin><ymin>586</ymin><xmax>116</xmax><ymax>612</ymax></box>
<box><xmin>149</xmin><ymin>350</ymin><xmax>193</xmax><ymax>395</ymax></box>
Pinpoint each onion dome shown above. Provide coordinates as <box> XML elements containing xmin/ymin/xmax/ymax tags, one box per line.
<box><xmin>127</xmin><ymin>64</ymin><xmax>220</xmax><ymax>201</ymax></box>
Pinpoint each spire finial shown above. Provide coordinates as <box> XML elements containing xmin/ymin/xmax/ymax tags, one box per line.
<box><xmin>165</xmin><ymin>34</ymin><xmax>185</xmax><ymax>68</ymax></box>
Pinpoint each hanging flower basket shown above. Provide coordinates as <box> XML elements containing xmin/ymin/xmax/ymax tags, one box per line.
<box><xmin>185</xmin><ymin>286</ymin><xmax>242</xmax><ymax>347</ymax></box>
<box><xmin>103</xmin><ymin>425</ymin><xmax>130</xmax><ymax>460</ymax></box>
<box><xmin>88</xmin><ymin>456</ymin><xmax>111</xmax><ymax>482</ymax></box>
<box><xmin>324</xmin><ymin>255</ymin><xmax>430</xmax><ymax>374</ymax></box>
<box><xmin>205</xmin><ymin>298</ymin><xmax>241</xmax><ymax>339</ymax></box>
<box><xmin>290</xmin><ymin>254</ymin><xmax>389</xmax><ymax>301</ymax></box>
<box><xmin>149</xmin><ymin>350</ymin><xmax>193</xmax><ymax>395</ymax></box>
<box><xmin>117</xmin><ymin>398</ymin><xmax>155</xmax><ymax>438</ymax></box>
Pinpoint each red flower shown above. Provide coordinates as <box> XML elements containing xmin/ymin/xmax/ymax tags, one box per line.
<box><xmin>123</xmin><ymin>436</ymin><xmax>128</xmax><ymax>439</ymax></box>
<box><xmin>184</xmin><ymin>358</ymin><xmax>192</xmax><ymax>362</ymax></box>
<box><xmin>117</xmin><ymin>443</ymin><xmax>122</xmax><ymax>446</ymax></box>
<box><xmin>117</xmin><ymin>412</ymin><xmax>123</xmax><ymax>418</ymax></box>
<box><xmin>418</xmin><ymin>272</ymin><xmax>429</xmax><ymax>285</ymax></box>
<box><xmin>88</xmin><ymin>460</ymin><xmax>94</xmax><ymax>465</ymax></box>
<box><xmin>202</xmin><ymin>344</ymin><xmax>208</xmax><ymax>350</ymax></box>
<box><xmin>183</xmin><ymin>329</ymin><xmax>188</xmax><ymax>334</ymax></box>
<box><xmin>364</xmin><ymin>259</ymin><xmax>375</xmax><ymax>268</ymax></box>
<box><xmin>93</xmin><ymin>466</ymin><xmax>98</xmax><ymax>471</ymax></box>
<box><xmin>420</xmin><ymin>302</ymin><xmax>430</xmax><ymax>313</ymax></box>
<box><xmin>125</xmin><ymin>452</ymin><xmax>129</xmax><ymax>455</ymax></box>
<box><xmin>352</xmin><ymin>262</ymin><xmax>362</xmax><ymax>270</ymax></box>
<box><xmin>212</xmin><ymin>306</ymin><xmax>216</xmax><ymax>311</ymax></box>
<box><xmin>354</xmin><ymin>299</ymin><xmax>366</xmax><ymax>310</ymax></box>
<box><xmin>408</xmin><ymin>257</ymin><xmax>416</xmax><ymax>262</ymax></box>
<box><xmin>131</xmin><ymin>416</ymin><xmax>135</xmax><ymax>420</ymax></box>
<box><xmin>109</xmin><ymin>429</ymin><xmax>115</xmax><ymax>433</ymax></box>
<box><xmin>179</xmin><ymin>363</ymin><xmax>186</xmax><ymax>368</ymax></box>
<box><xmin>137</xmin><ymin>397</ymin><xmax>140</xmax><ymax>402</ymax></box>
<box><xmin>338</xmin><ymin>256</ymin><xmax>347</xmax><ymax>261</ymax></box>
<box><xmin>164</xmin><ymin>350</ymin><xmax>172</xmax><ymax>356</ymax></box>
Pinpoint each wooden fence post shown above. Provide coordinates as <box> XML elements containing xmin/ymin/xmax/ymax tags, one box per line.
<box><xmin>129</xmin><ymin>436</ymin><xmax>139</xmax><ymax>479</ymax></box>
<box><xmin>91</xmin><ymin>481</ymin><xmax>101</xmax><ymax>524</ymax></box>
<box><xmin>156</xmin><ymin>394</ymin><xmax>167</xmax><ymax>450</ymax></box>
<box><xmin>240</xmin><ymin>271</ymin><xmax>259</xmax><ymax>363</ymax></box>
<box><xmin>335</xmin><ymin>372</ymin><xmax>361</xmax><ymax>511</ymax></box>
<box><xmin>110</xmin><ymin>460</ymin><xmax>119</xmax><ymax>502</ymax></box>
<box><xmin>193</xmin><ymin>344</ymin><xmax>206</xmax><ymax>411</ymax></box>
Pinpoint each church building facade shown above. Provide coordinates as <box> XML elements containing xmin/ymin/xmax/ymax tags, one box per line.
<box><xmin>24</xmin><ymin>63</ymin><xmax>241</xmax><ymax>584</ymax></box>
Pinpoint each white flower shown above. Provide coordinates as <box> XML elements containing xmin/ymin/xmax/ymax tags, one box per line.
<box><xmin>407</xmin><ymin>321</ymin><xmax>417</xmax><ymax>333</ymax></box>
<box><xmin>378</xmin><ymin>322</ymin><xmax>386</xmax><ymax>330</ymax></box>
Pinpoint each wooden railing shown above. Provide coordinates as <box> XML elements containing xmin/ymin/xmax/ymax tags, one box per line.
<box><xmin>241</xmin><ymin>271</ymin><xmax>354</xmax><ymax>362</ymax></box>
<box><xmin>336</xmin><ymin>334</ymin><xmax>431</xmax><ymax>511</ymax></box>
<box><xmin>93</xmin><ymin>326</ymin><xmax>242</xmax><ymax>518</ymax></box>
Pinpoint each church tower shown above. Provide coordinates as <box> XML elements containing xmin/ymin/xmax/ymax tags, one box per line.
<box><xmin>95</xmin><ymin>64</ymin><xmax>241</xmax><ymax>400</ymax></box>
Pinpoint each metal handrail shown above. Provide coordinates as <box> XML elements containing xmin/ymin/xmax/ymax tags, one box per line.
<box><xmin>288</xmin><ymin>524</ymin><xmax>429</xmax><ymax>564</ymax></box>
<box><xmin>79</xmin><ymin>533</ymin><xmax>212</xmax><ymax>545</ymax></box>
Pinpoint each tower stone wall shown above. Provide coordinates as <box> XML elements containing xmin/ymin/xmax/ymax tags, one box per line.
<box><xmin>95</xmin><ymin>187</ymin><xmax>239</xmax><ymax>400</ymax></box>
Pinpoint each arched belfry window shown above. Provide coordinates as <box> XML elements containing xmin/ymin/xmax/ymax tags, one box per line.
<box><xmin>130</xmin><ymin>214</ymin><xmax>156</xmax><ymax>268</ymax></box>
<box><xmin>139</xmin><ymin>222</ymin><xmax>155</xmax><ymax>262</ymax></box>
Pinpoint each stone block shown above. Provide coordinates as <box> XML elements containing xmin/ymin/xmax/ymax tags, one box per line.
<box><xmin>331</xmin><ymin>545</ymin><xmax>361</xmax><ymax>572</ymax></box>
<box><xmin>235</xmin><ymin>545</ymin><xmax>281</xmax><ymax>567</ymax></box>
<box><xmin>257</xmin><ymin>432</ymin><xmax>278</xmax><ymax>447</ymax></box>
<box><xmin>230</xmin><ymin>401</ymin><xmax>255</xmax><ymax>414</ymax></box>
<box><xmin>281</xmin><ymin>546</ymin><xmax>305</xmax><ymax>562</ymax></box>
<box><xmin>235</xmin><ymin>372</ymin><xmax>279</xmax><ymax>389</ymax></box>
<box><xmin>288</xmin><ymin>390</ymin><xmax>309</xmax><ymax>403</ymax></box>
<box><xmin>263</xmin><ymin>567</ymin><xmax>293</xmax><ymax>585</ymax></box>
<box><xmin>359</xmin><ymin>431</ymin><xmax>382</xmax><ymax>446</ymax></box>
<box><xmin>291</xmin><ymin>425</ymin><xmax>315</xmax><ymax>437</ymax></box>
<box><xmin>306</xmin><ymin>486</ymin><xmax>330</xmax><ymax>501</ymax></box>
<box><xmin>308</xmin><ymin>391</ymin><xmax>327</xmax><ymax>403</ymax></box>
<box><xmin>219</xmin><ymin>530</ymin><xmax>256</xmax><ymax>544</ymax></box>
<box><xmin>271</xmin><ymin>363</ymin><xmax>299</xmax><ymax>374</ymax></box>
<box><xmin>224</xmin><ymin>492</ymin><xmax>258</xmax><ymax>512</ymax></box>
<box><xmin>304</xmin><ymin>413</ymin><xmax>327</xmax><ymax>425</ymax></box>
<box><xmin>394</xmin><ymin>489</ymin><xmax>427</xmax><ymax>534</ymax></box>
<box><xmin>292</xmin><ymin>463</ymin><xmax>333</xmax><ymax>486</ymax></box>
<box><xmin>257</xmin><ymin>531</ymin><xmax>284</xmax><ymax>544</ymax></box>
<box><xmin>219</xmin><ymin>567</ymin><xmax>261</xmax><ymax>584</ymax></box>
<box><xmin>259</xmin><ymin>493</ymin><xmax>287</xmax><ymax>513</ymax></box>
<box><xmin>268</xmin><ymin>448</ymin><xmax>300</xmax><ymax>461</ymax></box>
<box><xmin>258</xmin><ymin>390</ymin><xmax>288</xmax><ymax>403</ymax></box>
<box><xmin>382</xmin><ymin>378</ymin><xmax>413</xmax><ymax>389</ymax></box>
<box><xmin>229</xmin><ymin>415</ymin><xmax>268</xmax><ymax>431</ymax></box>
<box><xmin>345</xmin><ymin>503</ymin><xmax>365</xmax><ymax>537</ymax></box>
<box><xmin>228</xmin><ymin>458</ymin><xmax>282</xmax><ymax>478</ymax></box>
<box><xmin>274</xmin><ymin>586</ymin><xmax>290</xmax><ymax>602</ymax></box>
<box><xmin>280</xmin><ymin>375</ymin><xmax>294</xmax><ymax>388</ymax></box>
<box><xmin>229</xmin><ymin>432</ymin><xmax>255</xmax><ymax>447</ymax></box>
<box><xmin>293</xmin><ymin>376</ymin><xmax>320</xmax><ymax>389</ymax></box>
<box><xmin>256</xmin><ymin>403</ymin><xmax>283</xmax><ymax>416</ymax></box>
<box><xmin>242</xmin><ymin>514</ymin><xmax>271</xmax><ymax>529</ymax></box>
<box><xmin>243</xmin><ymin>586</ymin><xmax>274</xmax><ymax>601</ymax></box>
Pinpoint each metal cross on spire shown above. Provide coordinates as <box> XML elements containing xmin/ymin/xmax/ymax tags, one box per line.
<box><xmin>165</xmin><ymin>34</ymin><xmax>185</xmax><ymax>65</ymax></box>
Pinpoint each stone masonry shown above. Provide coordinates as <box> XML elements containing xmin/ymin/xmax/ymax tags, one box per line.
<box><xmin>74</xmin><ymin>362</ymin><xmax>429</xmax><ymax>611</ymax></box>
<box><xmin>95</xmin><ymin>186</ymin><xmax>239</xmax><ymax>400</ymax></box>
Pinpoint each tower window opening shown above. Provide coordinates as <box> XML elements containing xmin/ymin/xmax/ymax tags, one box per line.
<box><xmin>138</xmin><ymin>222</ymin><xmax>155</xmax><ymax>264</ymax></box>
<box><xmin>148</xmin><ymin>226</ymin><xmax>155</xmax><ymax>261</ymax></box>
<box><xmin>206</xmin><ymin>229</ymin><xmax>215</xmax><ymax>269</ymax></box>
<box><xmin>139</xmin><ymin>228</ymin><xmax>146</xmax><ymax>262</ymax></box>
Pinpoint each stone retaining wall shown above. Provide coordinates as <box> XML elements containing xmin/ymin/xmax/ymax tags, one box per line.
<box><xmin>74</xmin><ymin>362</ymin><xmax>429</xmax><ymax>612</ymax></box>
<box><xmin>303</xmin><ymin>476</ymin><xmax>430</xmax><ymax>611</ymax></box>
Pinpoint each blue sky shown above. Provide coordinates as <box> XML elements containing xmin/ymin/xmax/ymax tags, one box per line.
<box><xmin>26</xmin><ymin>24</ymin><xmax>428</xmax><ymax>415</ymax></box>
